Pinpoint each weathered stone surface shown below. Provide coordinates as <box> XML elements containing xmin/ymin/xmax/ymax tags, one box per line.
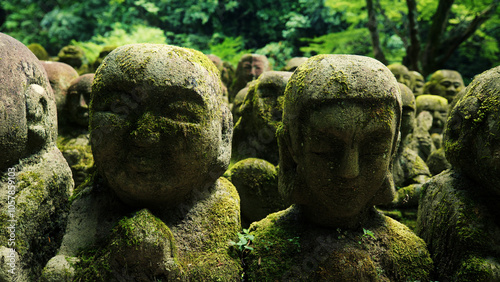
<box><xmin>43</xmin><ymin>44</ymin><xmax>241</xmax><ymax>281</ymax></box>
<box><xmin>410</xmin><ymin>70</ymin><xmax>425</xmax><ymax>96</ymax></box>
<box><xmin>281</xmin><ymin>56</ymin><xmax>308</xmax><ymax>72</ymax></box>
<box><xmin>232</xmin><ymin>71</ymin><xmax>291</xmax><ymax>164</ymax></box>
<box><xmin>65</xmin><ymin>73</ymin><xmax>93</xmax><ymax>128</ymax></box>
<box><xmin>0</xmin><ymin>32</ymin><xmax>73</xmax><ymax>280</ymax></box>
<box><xmin>388</xmin><ymin>63</ymin><xmax>412</xmax><ymax>88</ymax></box>
<box><xmin>246</xmin><ymin>54</ymin><xmax>432</xmax><ymax>280</ymax></box>
<box><xmin>90</xmin><ymin>43</ymin><xmax>232</xmax><ymax>208</ymax></box>
<box><xmin>417</xmin><ymin>65</ymin><xmax>500</xmax><ymax>281</ymax></box>
<box><xmin>445</xmin><ymin>65</ymin><xmax>500</xmax><ymax>194</ymax></box>
<box><xmin>229</xmin><ymin>54</ymin><xmax>271</xmax><ymax>101</ymax></box>
<box><xmin>423</xmin><ymin>69</ymin><xmax>465</xmax><ymax>103</ymax></box>
<box><xmin>227</xmin><ymin>158</ymin><xmax>285</xmax><ymax>225</ymax></box>
<box><xmin>247</xmin><ymin>206</ymin><xmax>432</xmax><ymax>281</ymax></box>
<box><xmin>40</xmin><ymin>61</ymin><xmax>79</xmax><ymax>119</ymax></box>
<box><xmin>417</xmin><ymin>170</ymin><xmax>500</xmax><ymax>281</ymax></box>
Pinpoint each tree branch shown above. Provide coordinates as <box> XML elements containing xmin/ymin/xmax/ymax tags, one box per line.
<box><xmin>404</xmin><ymin>0</ymin><xmax>421</xmax><ymax>72</ymax></box>
<box><xmin>374</xmin><ymin>0</ymin><xmax>408</xmax><ymax>48</ymax></box>
<box><xmin>422</xmin><ymin>0</ymin><xmax>454</xmax><ymax>75</ymax></box>
<box><xmin>366</xmin><ymin>0</ymin><xmax>388</xmax><ymax>64</ymax></box>
<box><xmin>435</xmin><ymin>0</ymin><xmax>500</xmax><ymax>67</ymax></box>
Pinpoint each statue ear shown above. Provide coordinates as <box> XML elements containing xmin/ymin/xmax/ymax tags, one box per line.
<box><xmin>277</xmin><ymin>124</ymin><xmax>300</xmax><ymax>204</ymax></box>
<box><xmin>370</xmin><ymin>170</ymin><xmax>396</xmax><ymax>206</ymax></box>
<box><xmin>26</xmin><ymin>84</ymin><xmax>55</xmax><ymax>151</ymax></box>
<box><xmin>218</xmin><ymin>104</ymin><xmax>233</xmax><ymax>168</ymax></box>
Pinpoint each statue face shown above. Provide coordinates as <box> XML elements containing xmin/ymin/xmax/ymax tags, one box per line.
<box><xmin>252</xmin><ymin>72</ymin><xmax>291</xmax><ymax>126</ymax></box>
<box><xmin>296</xmin><ymin>101</ymin><xmax>397</xmax><ymax>220</ymax></box>
<box><xmin>432</xmin><ymin>71</ymin><xmax>464</xmax><ymax>103</ymax></box>
<box><xmin>66</xmin><ymin>74</ymin><xmax>93</xmax><ymax>128</ymax></box>
<box><xmin>90</xmin><ymin>44</ymin><xmax>230</xmax><ymax>208</ymax></box>
<box><xmin>1</xmin><ymin>34</ymin><xmax>57</xmax><ymax>171</ymax></box>
<box><xmin>388</xmin><ymin>65</ymin><xmax>411</xmax><ymax>88</ymax></box>
<box><xmin>410</xmin><ymin>71</ymin><xmax>424</xmax><ymax>96</ymax></box>
<box><xmin>417</xmin><ymin>96</ymin><xmax>448</xmax><ymax>134</ymax></box>
<box><xmin>239</xmin><ymin>55</ymin><xmax>268</xmax><ymax>82</ymax></box>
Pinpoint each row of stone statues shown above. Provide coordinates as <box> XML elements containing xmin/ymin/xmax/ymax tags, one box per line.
<box><xmin>1</xmin><ymin>32</ymin><xmax>499</xmax><ymax>281</ymax></box>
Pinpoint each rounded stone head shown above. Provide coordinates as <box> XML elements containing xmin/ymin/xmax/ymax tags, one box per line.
<box><xmin>399</xmin><ymin>83</ymin><xmax>416</xmax><ymax>138</ymax></box>
<box><xmin>416</xmin><ymin>95</ymin><xmax>448</xmax><ymax>134</ymax></box>
<box><xmin>282</xmin><ymin>57</ymin><xmax>308</xmax><ymax>72</ymax></box>
<box><xmin>424</xmin><ymin>69</ymin><xmax>465</xmax><ymax>103</ymax></box>
<box><xmin>40</xmin><ymin>61</ymin><xmax>79</xmax><ymax>117</ymax></box>
<box><xmin>90</xmin><ymin>44</ymin><xmax>232</xmax><ymax>208</ymax></box>
<box><xmin>233</xmin><ymin>71</ymin><xmax>292</xmax><ymax>163</ymax></box>
<box><xmin>66</xmin><ymin>73</ymin><xmax>94</xmax><ymax>128</ymax></box>
<box><xmin>236</xmin><ymin>54</ymin><xmax>271</xmax><ymax>82</ymax></box>
<box><xmin>388</xmin><ymin>64</ymin><xmax>412</xmax><ymax>88</ymax></box>
<box><xmin>445</xmin><ymin>65</ymin><xmax>500</xmax><ymax>195</ymax></box>
<box><xmin>409</xmin><ymin>70</ymin><xmax>425</xmax><ymax>96</ymax></box>
<box><xmin>0</xmin><ymin>33</ymin><xmax>57</xmax><ymax>172</ymax></box>
<box><xmin>58</xmin><ymin>45</ymin><xmax>86</xmax><ymax>69</ymax></box>
<box><xmin>278</xmin><ymin>54</ymin><xmax>402</xmax><ymax>228</ymax></box>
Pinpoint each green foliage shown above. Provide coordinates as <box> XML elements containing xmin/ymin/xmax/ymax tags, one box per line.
<box><xmin>230</xmin><ymin>228</ymin><xmax>254</xmax><ymax>253</ymax></box>
<box><xmin>255</xmin><ymin>41</ymin><xmax>294</xmax><ymax>70</ymax></box>
<box><xmin>208</xmin><ymin>36</ymin><xmax>252</xmax><ymax>66</ymax></box>
<box><xmin>300</xmin><ymin>29</ymin><xmax>372</xmax><ymax>56</ymax></box>
<box><xmin>71</xmin><ymin>23</ymin><xmax>167</xmax><ymax>63</ymax></box>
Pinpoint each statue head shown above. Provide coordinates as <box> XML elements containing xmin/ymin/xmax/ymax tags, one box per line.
<box><xmin>282</xmin><ymin>57</ymin><xmax>308</xmax><ymax>72</ymax></box>
<box><xmin>445</xmin><ymin>66</ymin><xmax>500</xmax><ymax>196</ymax></box>
<box><xmin>416</xmin><ymin>95</ymin><xmax>448</xmax><ymax>134</ymax></box>
<box><xmin>409</xmin><ymin>70</ymin><xmax>425</xmax><ymax>96</ymax></box>
<box><xmin>278</xmin><ymin>54</ymin><xmax>402</xmax><ymax>228</ymax></box>
<box><xmin>232</xmin><ymin>71</ymin><xmax>292</xmax><ymax>163</ymax></box>
<box><xmin>90</xmin><ymin>44</ymin><xmax>232</xmax><ymax>208</ymax></box>
<box><xmin>399</xmin><ymin>83</ymin><xmax>416</xmax><ymax>139</ymax></box>
<box><xmin>387</xmin><ymin>64</ymin><xmax>412</xmax><ymax>89</ymax></box>
<box><xmin>66</xmin><ymin>73</ymin><xmax>94</xmax><ymax>128</ymax></box>
<box><xmin>0</xmin><ymin>33</ymin><xmax>57</xmax><ymax>171</ymax></box>
<box><xmin>424</xmin><ymin>69</ymin><xmax>465</xmax><ymax>103</ymax></box>
<box><xmin>40</xmin><ymin>61</ymin><xmax>79</xmax><ymax>118</ymax></box>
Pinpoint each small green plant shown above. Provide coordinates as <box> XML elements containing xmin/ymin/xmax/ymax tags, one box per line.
<box><xmin>230</xmin><ymin>229</ymin><xmax>254</xmax><ymax>254</ymax></box>
<box><xmin>362</xmin><ymin>228</ymin><xmax>376</xmax><ymax>240</ymax></box>
<box><xmin>359</xmin><ymin>228</ymin><xmax>376</xmax><ymax>244</ymax></box>
<box><xmin>287</xmin><ymin>236</ymin><xmax>301</xmax><ymax>251</ymax></box>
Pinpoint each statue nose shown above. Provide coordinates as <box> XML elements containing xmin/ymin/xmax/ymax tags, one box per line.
<box><xmin>339</xmin><ymin>147</ymin><xmax>359</xmax><ymax>179</ymax></box>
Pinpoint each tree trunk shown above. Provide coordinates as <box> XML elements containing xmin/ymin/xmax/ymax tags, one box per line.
<box><xmin>433</xmin><ymin>0</ymin><xmax>500</xmax><ymax>69</ymax></box>
<box><xmin>366</xmin><ymin>0</ymin><xmax>388</xmax><ymax>65</ymax></box>
<box><xmin>421</xmin><ymin>0</ymin><xmax>454</xmax><ymax>75</ymax></box>
<box><xmin>403</xmin><ymin>0</ymin><xmax>421</xmax><ymax>72</ymax></box>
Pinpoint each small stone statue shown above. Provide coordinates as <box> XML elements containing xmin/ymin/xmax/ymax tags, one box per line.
<box><xmin>245</xmin><ymin>55</ymin><xmax>432</xmax><ymax>281</ymax></box>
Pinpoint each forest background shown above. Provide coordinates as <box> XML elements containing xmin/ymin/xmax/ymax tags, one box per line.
<box><xmin>1</xmin><ymin>0</ymin><xmax>499</xmax><ymax>82</ymax></box>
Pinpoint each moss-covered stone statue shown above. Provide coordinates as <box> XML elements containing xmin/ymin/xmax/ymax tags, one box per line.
<box><xmin>231</xmin><ymin>71</ymin><xmax>292</xmax><ymax>164</ymax></box>
<box><xmin>390</xmin><ymin>83</ymin><xmax>431</xmax><ymax>208</ymax></box>
<box><xmin>417</xmin><ymin>65</ymin><xmax>500</xmax><ymax>281</ymax></box>
<box><xmin>57</xmin><ymin>45</ymin><xmax>89</xmax><ymax>75</ymax></box>
<box><xmin>40</xmin><ymin>61</ymin><xmax>79</xmax><ymax>120</ymax></box>
<box><xmin>90</xmin><ymin>45</ymin><xmax>116</xmax><ymax>72</ymax></box>
<box><xmin>27</xmin><ymin>43</ymin><xmax>50</xmax><ymax>61</ymax></box>
<box><xmin>281</xmin><ymin>56</ymin><xmax>308</xmax><ymax>72</ymax></box>
<box><xmin>423</xmin><ymin>69</ymin><xmax>465</xmax><ymax>104</ymax></box>
<box><xmin>416</xmin><ymin>94</ymin><xmax>448</xmax><ymax>150</ymax></box>
<box><xmin>245</xmin><ymin>54</ymin><xmax>432</xmax><ymax>281</ymax></box>
<box><xmin>207</xmin><ymin>54</ymin><xmax>229</xmax><ymax>103</ymax></box>
<box><xmin>410</xmin><ymin>70</ymin><xmax>425</xmax><ymax>96</ymax></box>
<box><xmin>229</xmin><ymin>54</ymin><xmax>271</xmax><ymax>102</ymax></box>
<box><xmin>0</xmin><ymin>33</ymin><xmax>73</xmax><ymax>281</ymax></box>
<box><xmin>57</xmin><ymin>74</ymin><xmax>95</xmax><ymax>188</ymax></box>
<box><xmin>387</xmin><ymin>63</ymin><xmax>412</xmax><ymax>89</ymax></box>
<box><xmin>41</xmin><ymin>44</ymin><xmax>241</xmax><ymax>281</ymax></box>
<box><xmin>227</xmin><ymin>71</ymin><xmax>291</xmax><ymax>226</ymax></box>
